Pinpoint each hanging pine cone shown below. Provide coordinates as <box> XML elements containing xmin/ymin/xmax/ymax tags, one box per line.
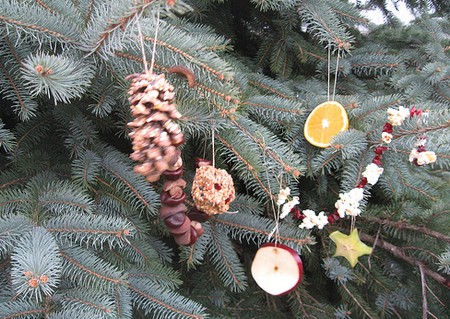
<box><xmin>191</xmin><ymin>165</ymin><xmax>236</xmax><ymax>216</ymax></box>
<box><xmin>127</xmin><ymin>72</ymin><xmax>206</xmax><ymax>246</ymax></box>
<box><xmin>127</xmin><ymin>72</ymin><xmax>184</xmax><ymax>182</ymax></box>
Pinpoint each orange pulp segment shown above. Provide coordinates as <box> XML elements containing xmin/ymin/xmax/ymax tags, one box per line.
<box><xmin>303</xmin><ymin>101</ymin><xmax>349</xmax><ymax>148</ymax></box>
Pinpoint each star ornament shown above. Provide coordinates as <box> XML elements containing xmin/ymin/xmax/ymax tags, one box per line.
<box><xmin>329</xmin><ymin>228</ymin><xmax>372</xmax><ymax>268</ymax></box>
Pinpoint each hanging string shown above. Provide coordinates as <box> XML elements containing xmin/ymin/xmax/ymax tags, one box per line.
<box><xmin>332</xmin><ymin>49</ymin><xmax>341</xmax><ymax>101</ymax></box>
<box><xmin>211</xmin><ymin>122</ymin><xmax>215</xmax><ymax>168</ymax></box>
<box><xmin>259</xmin><ymin>134</ymin><xmax>281</xmax><ymax>246</ymax></box>
<box><xmin>136</xmin><ymin>11</ymin><xmax>149</xmax><ymax>74</ymax></box>
<box><xmin>135</xmin><ymin>1</ymin><xmax>161</xmax><ymax>74</ymax></box>
<box><xmin>350</xmin><ymin>216</ymin><xmax>355</xmax><ymax>233</ymax></box>
<box><xmin>149</xmin><ymin>2</ymin><xmax>161</xmax><ymax>75</ymax></box>
<box><xmin>327</xmin><ymin>45</ymin><xmax>331</xmax><ymax>101</ymax></box>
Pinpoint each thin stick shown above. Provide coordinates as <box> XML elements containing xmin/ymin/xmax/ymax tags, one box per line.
<box><xmin>327</xmin><ymin>45</ymin><xmax>331</xmax><ymax>101</ymax></box>
<box><xmin>367</xmin><ymin>226</ymin><xmax>381</xmax><ymax>269</ymax></box>
<box><xmin>419</xmin><ymin>264</ymin><xmax>428</xmax><ymax>319</ymax></box>
<box><xmin>149</xmin><ymin>2</ymin><xmax>161</xmax><ymax>75</ymax></box>
<box><xmin>332</xmin><ymin>49</ymin><xmax>340</xmax><ymax>101</ymax></box>
<box><xmin>426</xmin><ymin>283</ymin><xmax>448</xmax><ymax>309</ymax></box>
<box><xmin>340</xmin><ymin>281</ymin><xmax>374</xmax><ymax>319</ymax></box>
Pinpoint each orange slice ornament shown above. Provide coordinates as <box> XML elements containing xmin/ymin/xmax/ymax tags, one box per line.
<box><xmin>304</xmin><ymin>101</ymin><xmax>349</xmax><ymax>148</ymax></box>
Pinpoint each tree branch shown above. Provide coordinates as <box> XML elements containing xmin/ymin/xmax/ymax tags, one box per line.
<box><xmin>359</xmin><ymin>233</ymin><xmax>450</xmax><ymax>289</ymax></box>
<box><xmin>367</xmin><ymin>217</ymin><xmax>450</xmax><ymax>243</ymax></box>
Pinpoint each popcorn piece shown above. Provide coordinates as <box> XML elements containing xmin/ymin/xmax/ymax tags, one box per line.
<box><xmin>409</xmin><ymin>148</ymin><xmax>419</xmax><ymax>163</ymax></box>
<box><xmin>410</xmin><ymin>149</ymin><xmax>437</xmax><ymax>166</ymax></box>
<box><xmin>362</xmin><ymin>163</ymin><xmax>384</xmax><ymax>185</ymax></box>
<box><xmin>280</xmin><ymin>196</ymin><xmax>299</xmax><ymax>219</ymax></box>
<box><xmin>277</xmin><ymin>187</ymin><xmax>291</xmax><ymax>206</ymax></box>
<box><xmin>381</xmin><ymin>132</ymin><xmax>393</xmax><ymax>144</ymax></box>
<box><xmin>299</xmin><ymin>210</ymin><xmax>329</xmax><ymax>229</ymax></box>
<box><xmin>418</xmin><ymin>151</ymin><xmax>437</xmax><ymax>165</ymax></box>
<box><xmin>299</xmin><ymin>210</ymin><xmax>317</xmax><ymax>229</ymax></box>
<box><xmin>335</xmin><ymin>188</ymin><xmax>364</xmax><ymax>218</ymax></box>
<box><xmin>387</xmin><ymin>106</ymin><xmax>410</xmax><ymax>126</ymax></box>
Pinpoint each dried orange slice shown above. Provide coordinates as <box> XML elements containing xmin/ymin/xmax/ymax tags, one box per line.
<box><xmin>304</xmin><ymin>101</ymin><xmax>349</xmax><ymax>148</ymax></box>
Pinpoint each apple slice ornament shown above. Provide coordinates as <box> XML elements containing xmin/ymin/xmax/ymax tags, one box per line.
<box><xmin>251</xmin><ymin>243</ymin><xmax>304</xmax><ymax>295</ymax></box>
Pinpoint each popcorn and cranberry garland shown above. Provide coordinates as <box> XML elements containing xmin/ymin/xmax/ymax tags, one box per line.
<box><xmin>277</xmin><ymin>105</ymin><xmax>437</xmax><ymax>229</ymax></box>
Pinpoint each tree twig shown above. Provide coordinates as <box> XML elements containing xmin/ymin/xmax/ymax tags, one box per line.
<box><xmin>419</xmin><ymin>264</ymin><xmax>428</xmax><ymax>319</ymax></box>
<box><xmin>358</xmin><ymin>233</ymin><xmax>450</xmax><ymax>289</ymax></box>
<box><xmin>367</xmin><ymin>217</ymin><xmax>450</xmax><ymax>243</ymax></box>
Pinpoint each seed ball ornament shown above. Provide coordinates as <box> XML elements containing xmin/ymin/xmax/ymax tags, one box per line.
<box><xmin>191</xmin><ymin>164</ymin><xmax>236</xmax><ymax>216</ymax></box>
<box><xmin>251</xmin><ymin>243</ymin><xmax>304</xmax><ymax>296</ymax></box>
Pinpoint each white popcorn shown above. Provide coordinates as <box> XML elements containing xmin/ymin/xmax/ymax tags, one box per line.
<box><xmin>316</xmin><ymin>211</ymin><xmax>329</xmax><ymax>229</ymax></box>
<box><xmin>409</xmin><ymin>147</ymin><xmax>437</xmax><ymax>166</ymax></box>
<box><xmin>387</xmin><ymin>106</ymin><xmax>410</xmax><ymax>126</ymax></box>
<box><xmin>277</xmin><ymin>187</ymin><xmax>291</xmax><ymax>205</ymax></box>
<box><xmin>299</xmin><ymin>209</ymin><xmax>317</xmax><ymax>229</ymax></box>
<box><xmin>280</xmin><ymin>196</ymin><xmax>299</xmax><ymax>219</ymax></box>
<box><xmin>381</xmin><ymin>132</ymin><xmax>393</xmax><ymax>144</ymax></box>
<box><xmin>348</xmin><ymin>188</ymin><xmax>364</xmax><ymax>202</ymax></box>
<box><xmin>335</xmin><ymin>188</ymin><xmax>364</xmax><ymax>218</ymax></box>
<box><xmin>299</xmin><ymin>210</ymin><xmax>329</xmax><ymax>229</ymax></box>
<box><xmin>398</xmin><ymin>105</ymin><xmax>410</xmax><ymax>119</ymax></box>
<box><xmin>409</xmin><ymin>148</ymin><xmax>419</xmax><ymax>163</ymax></box>
<box><xmin>362</xmin><ymin>163</ymin><xmax>384</xmax><ymax>185</ymax></box>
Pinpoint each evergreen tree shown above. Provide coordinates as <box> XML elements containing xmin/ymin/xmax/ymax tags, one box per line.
<box><xmin>0</xmin><ymin>1</ymin><xmax>449</xmax><ymax>318</ymax></box>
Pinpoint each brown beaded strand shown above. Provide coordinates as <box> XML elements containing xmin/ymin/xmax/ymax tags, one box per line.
<box><xmin>160</xmin><ymin>157</ymin><xmax>205</xmax><ymax>245</ymax></box>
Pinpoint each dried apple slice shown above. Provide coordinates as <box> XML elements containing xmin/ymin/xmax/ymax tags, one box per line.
<box><xmin>251</xmin><ymin>243</ymin><xmax>303</xmax><ymax>295</ymax></box>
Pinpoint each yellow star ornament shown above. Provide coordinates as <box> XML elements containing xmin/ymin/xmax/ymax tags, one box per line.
<box><xmin>329</xmin><ymin>228</ymin><xmax>372</xmax><ymax>268</ymax></box>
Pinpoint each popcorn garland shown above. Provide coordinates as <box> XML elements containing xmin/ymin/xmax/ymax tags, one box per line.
<box><xmin>278</xmin><ymin>105</ymin><xmax>437</xmax><ymax>230</ymax></box>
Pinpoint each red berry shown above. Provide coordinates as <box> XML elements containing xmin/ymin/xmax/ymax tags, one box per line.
<box><xmin>291</xmin><ymin>206</ymin><xmax>304</xmax><ymax>220</ymax></box>
<box><xmin>383</xmin><ymin>122</ymin><xmax>393</xmax><ymax>134</ymax></box>
<box><xmin>372</xmin><ymin>155</ymin><xmax>382</xmax><ymax>166</ymax></box>
<box><xmin>410</xmin><ymin>106</ymin><xmax>422</xmax><ymax>117</ymax></box>
<box><xmin>327</xmin><ymin>210</ymin><xmax>340</xmax><ymax>224</ymax></box>
<box><xmin>374</xmin><ymin>146</ymin><xmax>388</xmax><ymax>155</ymax></box>
<box><xmin>356</xmin><ymin>177</ymin><xmax>368</xmax><ymax>188</ymax></box>
<box><xmin>417</xmin><ymin>145</ymin><xmax>426</xmax><ymax>152</ymax></box>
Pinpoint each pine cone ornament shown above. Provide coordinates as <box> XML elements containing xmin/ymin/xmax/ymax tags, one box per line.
<box><xmin>192</xmin><ymin>165</ymin><xmax>236</xmax><ymax>215</ymax></box>
<box><xmin>127</xmin><ymin>72</ymin><xmax>204</xmax><ymax>246</ymax></box>
<box><xmin>127</xmin><ymin>72</ymin><xmax>184</xmax><ymax>182</ymax></box>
